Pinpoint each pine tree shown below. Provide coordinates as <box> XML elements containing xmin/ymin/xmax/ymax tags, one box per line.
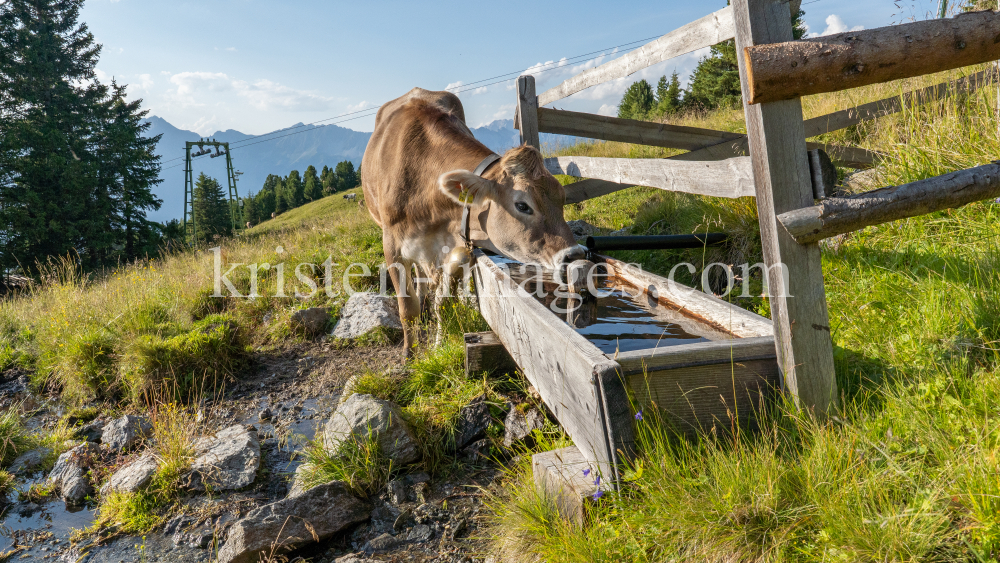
<box><xmin>617</xmin><ymin>79</ymin><xmax>655</xmax><ymax>120</ymax></box>
<box><xmin>0</xmin><ymin>0</ymin><xmax>106</xmax><ymax>273</ymax></box>
<box><xmin>285</xmin><ymin>170</ymin><xmax>304</xmax><ymax>208</ymax></box>
<box><xmin>242</xmin><ymin>194</ymin><xmax>257</xmax><ymax>226</ymax></box>
<box><xmin>303</xmin><ymin>165</ymin><xmax>322</xmax><ymax>201</ymax></box>
<box><xmin>274</xmin><ymin>179</ymin><xmax>288</xmax><ymax>214</ymax></box>
<box><xmin>656</xmin><ymin>72</ymin><xmax>683</xmax><ymax>115</ymax></box>
<box><xmin>320</xmin><ymin>165</ymin><xmax>333</xmax><ymax>192</ymax></box>
<box><xmin>192</xmin><ymin>173</ymin><xmax>231</xmax><ymax>244</ymax></box>
<box><xmin>333</xmin><ymin>161</ymin><xmax>358</xmax><ymax>192</ymax></box>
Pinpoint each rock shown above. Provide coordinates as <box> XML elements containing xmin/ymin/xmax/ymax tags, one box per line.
<box><xmin>257</xmin><ymin>408</ymin><xmax>272</xmax><ymax>422</ymax></box>
<box><xmin>287</xmin><ymin>463</ymin><xmax>311</xmax><ymax>498</ymax></box>
<box><xmin>407</xmin><ymin>523</ymin><xmax>433</xmax><ymax>542</ymax></box>
<box><xmin>503</xmin><ymin>405</ymin><xmax>546</xmax><ymax>447</ymax></box>
<box><xmin>185</xmin><ymin>425</ymin><xmax>260</xmax><ymax>491</ymax></box>
<box><xmin>324</xmin><ymin>394</ymin><xmax>419</xmax><ymax>465</ymax></box>
<box><xmin>452</xmin><ymin>395</ymin><xmax>491</xmax><ymax>450</ymax></box>
<box><xmin>331</xmin><ymin>292</ymin><xmax>403</xmax><ymax>340</ymax></box>
<box><xmin>216</xmin><ymin>481</ymin><xmax>370</xmax><ymax>563</ymax></box>
<box><xmin>47</xmin><ymin>443</ymin><xmax>98</xmax><ymax>505</ymax></box>
<box><xmin>412</xmin><ymin>481</ymin><xmax>429</xmax><ymax>504</ymax></box>
<box><xmin>290</xmin><ymin>307</ymin><xmax>331</xmax><ymax>335</ymax></box>
<box><xmin>9</xmin><ymin>447</ymin><xmax>51</xmax><ymax>475</ymax></box>
<box><xmin>335</xmin><ymin>557</ymin><xmax>366</xmax><ymax>563</ymax></box>
<box><xmin>74</xmin><ymin>419</ymin><xmax>105</xmax><ymax>443</ymax></box>
<box><xmin>609</xmin><ymin>226</ymin><xmax>630</xmax><ymax>236</ymax></box>
<box><xmin>362</xmin><ymin>532</ymin><xmax>406</xmax><ymax>554</ymax></box>
<box><xmin>566</xmin><ymin>219</ymin><xmax>604</xmax><ymax>238</ymax></box>
<box><xmin>100</xmin><ymin>453</ymin><xmax>159</xmax><ymax>495</ymax></box>
<box><xmin>387</xmin><ymin>479</ymin><xmax>407</xmax><ymax>505</ymax></box>
<box><xmin>163</xmin><ymin>514</ymin><xmax>192</xmax><ymax>536</ymax></box>
<box><xmin>101</xmin><ymin>415</ymin><xmax>153</xmax><ymax>452</ymax></box>
<box><xmin>462</xmin><ymin>438</ymin><xmax>492</xmax><ymax>461</ymax></box>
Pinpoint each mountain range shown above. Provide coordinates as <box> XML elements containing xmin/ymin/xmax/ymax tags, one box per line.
<box><xmin>146</xmin><ymin>116</ymin><xmax>579</xmax><ymax>222</ymax></box>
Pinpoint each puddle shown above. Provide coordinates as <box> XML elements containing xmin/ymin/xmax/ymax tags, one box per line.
<box><xmin>0</xmin><ymin>478</ymin><xmax>97</xmax><ymax>556</ymax></box>
<box><xmin>490</xmin><ymin>255</ymin><xmax>708</xmax><ymax>354</ymax></box>
<box><xmin>241</xmin><ymin>396</ymin><xmax>339</xmax><ymax>477</ymax></box>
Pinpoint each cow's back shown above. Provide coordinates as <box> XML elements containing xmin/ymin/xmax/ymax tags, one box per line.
<box><xmin>362</xmin><ymin>88</ymin><xmax>485</xmax><ymax>230</ymax></box>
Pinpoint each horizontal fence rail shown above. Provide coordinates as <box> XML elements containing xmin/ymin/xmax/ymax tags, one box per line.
<box><xmin>546</xmin><ymin>155</ymin><xmax>756</xmax><ymax>198</ymax></box>
<box><xmin>538</xmin><ymin>5</ymin><xmax>738</xmax><ymax>107</ymax></box>
<box><xmin>744</xmin><ymin>10</ymin><xmax>1000</xmax><ymax>105</ymax></box>
<box><xmin>535</xmin><ymin>108</ymin><xmax>744</xmax><ymax>151</ymax></box>
<box><xmin>777</xmin><ymin>161</ymin><xmax>1000</xmax><ymax>243</ymax></box>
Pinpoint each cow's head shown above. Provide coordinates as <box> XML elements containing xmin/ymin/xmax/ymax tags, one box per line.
<box><xmin>438</xmin><ymin>145</ymin><xmax>585</xmax><ymax>270</ymax></box>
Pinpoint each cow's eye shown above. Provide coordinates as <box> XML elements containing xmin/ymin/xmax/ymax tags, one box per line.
<box><xmin>514</xmin><ymin>201</ymin><xmax>533</xmax><ymax>215</ymax></box>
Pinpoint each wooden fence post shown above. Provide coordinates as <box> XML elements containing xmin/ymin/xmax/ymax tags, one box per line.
<box><xmin>517</xmin><ymin>75</ymin><xmax>541</xmax><ymax>149</ymax></box>
<box><xmin>733</xmin><ymin>0</ymin><xmax>838</xmax><ymax>414</ymax></box>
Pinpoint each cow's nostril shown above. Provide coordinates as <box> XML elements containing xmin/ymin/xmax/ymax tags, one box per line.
<box><xmin>561</xmin><ymin>245</ymin><xmax>587</xmax><ymax>263</ymax></box>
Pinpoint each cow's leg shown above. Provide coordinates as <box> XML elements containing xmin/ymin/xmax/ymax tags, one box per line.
<box><xmin>384</xmin><ymin>247</ymin><xmax>420</xmax><ymax>359</ymax></box>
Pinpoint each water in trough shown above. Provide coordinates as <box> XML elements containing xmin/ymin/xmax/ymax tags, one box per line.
<box><xmin>489</xmin><ymin>256</ymin><xmax>709</xmax><ymax>354</ymax></box>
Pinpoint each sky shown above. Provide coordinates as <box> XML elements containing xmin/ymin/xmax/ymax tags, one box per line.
<box><xmin>80</xmin><ymin>0</ymin><xmax>951</xmax><ymax>136</ymax></box>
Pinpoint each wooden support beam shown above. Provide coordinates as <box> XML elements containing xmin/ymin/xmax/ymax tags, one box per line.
<box><xmin>516</xmin><ymin>76</ymin><xmax>540</xmax><ymax>149</ymax></box>
<box><xmin>465</xmin><ymin>332</ymin><xmax>518</xmax><ymax>377</ymax></box>
<box><xmin>777</xmin><ymin>161</ymin><xmax>1000</xmax><ymax>244</ymax></box>
<box><xmin>535</xmin><ymin>107</ymin><xmax>745</xmax><ymax>150</ymax></box>
<box><xmin>532</xmin><ymin>447</ymin><xmax>599</xmax><ymax>528</ymax></box>
<box><xmin>669</xmin><ymin>134</ymin><xmax>877</xmax><ymax>169</ymax></box>
<box><xmin>803</xmin><ymin>68</ymin><xmax>997</xmax><ymax>138</ymax></box>
<box><xmin>734</xmin><ymin>0</ymin><xmax>838</xmax><ymax>414</ymax></box>
<box><xmin>537</xmin><ymin>5</ymin><xmax>737</xmax><ymax>107</ymax></box>
<box><xmin>545</xmin><ymin>155</ymin><xmax>756</xmax><ymax>198</ymax></box>
<box><xmin>744</xmin><ymin>10</ymin><xmax>1000</xmax><ymax>105</ymax></box>
<box><xmin>563</xmin><ymin>178</ymin><xmax>636</xmax><ymax>204</ymax></box>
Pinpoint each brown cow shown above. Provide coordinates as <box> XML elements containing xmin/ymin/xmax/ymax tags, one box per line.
<box><xmin>362</xmin><ymin>87</ymin><xmax>584</xmax><ymax>355</ymax></box>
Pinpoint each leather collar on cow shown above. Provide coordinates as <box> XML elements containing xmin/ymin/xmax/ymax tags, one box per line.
<box><xmin>460</xmin><ymin>153</ymin><xmax>501</xmax><ymax>248</ymax></box>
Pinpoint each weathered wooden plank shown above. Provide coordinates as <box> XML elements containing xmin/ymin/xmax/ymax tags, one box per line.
<box><xmin>802</xmin><ymin>68</ymin><xmax>996</xmax><ymax>138</ymax></box>
<box><xmin>776</xmin><ymin>161</ymin><xmax>1000</xmax><ymax>244</ymax></box>
<box><xmin>545</xmin><ymin>155</ymin><xmax>756</xmax><ymax>198</ymax></box>
<box><xmin>516</xmin><ymin>76</ymin><xmax>540</xmax><ymax>148</ymax></box>
<box><xmin>616</xmin><ymin>336</ymin><xmax>776</xmax><ymax>373</ymax></box>
<box><xmin>537</xmin><ymin>6</ymin><xmax>737</xmax><ymax>107</ymax></box>
<box><xmin>465</xmin><ymin>331</ymin><xmax>518</xmax><ymax>377</ymax></box>
<box><xmin>744</xmin><ymin>10</ymin><xmax>1000</xmax><ymax>105</ymax></box>
<box><xmin>735</xmin><ymin>0</ymin><xmax>838</xmax><ymax>413</ymax></box>
<box><xmin>670</xmin><ymin>135</ymin><xmax>877</xmax><ymax>169</ymax></box>
<box><xmin>532</xmin><ymin>447</ymin><xmax>599</xmax><ymax>528</ymax></box>
<box><xmin>472</xmin><ymin>251</ymin><xmax>623</xmax><ymax>474</ymax></box>
<box><xmin>601</xmin><ymin>256</ymin><xmax>774</xmax><ymax>339</ymax></box>
<box><xmin>563</xmin><ymin>178</ymin><xmax>636</xmax><ymax>204</ymax></box>
<box><xmin>535</xmin><ymin>107</ymin><xmax>744</xmax><ymax>151</ymax></box>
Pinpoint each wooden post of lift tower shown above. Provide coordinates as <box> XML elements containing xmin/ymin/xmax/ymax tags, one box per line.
<box><xmin>733</xmin><ymin>0</ymin><xmax>838</xmax><ymax>414</ymax></box>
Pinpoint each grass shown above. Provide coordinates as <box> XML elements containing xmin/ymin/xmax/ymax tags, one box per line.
<box><xmin>487</xmin><ymin>63</ymin><xmax>1000</xmax><ymax>562</ymax></box>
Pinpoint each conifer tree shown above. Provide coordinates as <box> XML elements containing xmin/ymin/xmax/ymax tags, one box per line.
<box><xmin>303</xmin><ymin>165</ymin><xmax>322</xmax><ymax>201</ymax></box>
<box><xmin>656</xmin><ymin>72</ymin><xmax>683</xmax><ymax>115</ymax></box>
<box><xmin>617</xmin><ymin>79</ymin><xmax>655</xmax><ymax>120</ymax></box>
<box><xmin>333</xmin><ymin>161</ymin><xmax>358</xmax><ymax>192</ymax></box>
<box><xmin>274</xmin><ymin>178</ymin><xmax>288</xmax><ymax>214</ymax></box>
<box><xmin>0</xmin><ymin>0</ymin><xmax>106</xmax><ymax>272</ymax></box>
<box><xmin>192</xmin><ymin>173</ymin><xmax>231</xmax><ymax>244</ymax></box>
<box><xmin>285</xmin><ymin>170</ymin><xmax>304</xmax><ymax>208</ymax></box>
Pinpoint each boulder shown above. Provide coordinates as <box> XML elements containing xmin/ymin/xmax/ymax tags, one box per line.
<box><xmin>362</xmin><ymin>532</ymin><xmax>406</xmax><ymax>554</ymax></box>
<box><xmin>286</xmin><ymin>463</ymin><xmax>311</xmax><ymax>498</ymax></box>
<box><xmin>74</xmin><ymin>419</ymin><xmax>105</xmax><ymax>443</ymax></box>
<box><xmin>47</xmin><ymin>442</ymin><xmax>99</xmax><ymax>505</ymax></box>
<box><xmin>217</xmin><ymin>481</ymin><xmax>370</xmax><ymax>563</ymax></box>
<box><xmin>566</xmin><ymin>219</ymin><xmax>604</xmax><ymax>238</ymax></box>
<box><xmin>101</xmin><ymin>452</ymin><xmax>159</xmax><ymax>496</ymax></box>
<box><xmin>331</xmin><ymin>292</ymin><xmax>403</xmax><ymax>340</ymax></box>
<box><xmin>290</xmin><ymin>307</ymin><xmax>331</xmax><ymax>335</ymax></box>
<box><xmin>407</xmin><ymin>523</ymin><xmax>433</xmax><ymax>542</ymax></box>
<box><xmin>503</xmin><ymin>405</ymin><xmax>546</xmax><ymax>447</ymax></box>
<box><xmin>324</xmin><ymin>394</ymin><xmax>419</xmax><ymax>465</ymax></box>
<box><xmin>185</xmin><ymin>425</ymin><xmax>260</xmax><ymax>491</ymax></box>
<box><xmin>101</xmin><ymin>415</ymin><xmax>153</xmax><ymax>451</ymax></box>
<box><xmin>9</xmin><ymin>447</ymin><xmax>51</xmax><ymax>475</ymax></box>
<box><xmin>452</xmin><ymin>395</ymin><xmax>491</xmax><ymax>450</ymax></box>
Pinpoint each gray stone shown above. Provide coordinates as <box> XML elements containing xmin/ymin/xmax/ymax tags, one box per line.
<box><xmin>462</xmin><ymin>438</ymin><xmax>492</xmax><ymax>461</ymax></box>
<box><xmin>185</xmin><ymin>425</ymin><xmax>260</xmax><ymax>491</ymax></box>
<box><xmin>47</xmin><ymin>442</ymin><xmax>98</xmax><ymax>505</ymax></box>
<box><xmin>290</xmin><ymin>307</ymin><xmax>331</xmax><ymax>335</ymax></box>
<box><xmin>74</xmin><ymin>420</ymin><xmax>105</xmax><ymax>443</ymax></box>
<box><xmin>452</xmin><ymin>395</ymin><xmax>491</xmax><ymax>450</ymax></box>
<box><xmin>100</xmin><ymin>452</ymin><xmax>159</xmax><ymax>495</ymax></box>
<box><xmin>609</xmin><ymin>226</ymin><xmax>631</xmax><ymax>236</ymax></box>
<box><xmin>386</xmin><ymin>479</ymin><xmax>407</xmax><ymax>505</ymax></box>
<box><xmin>335</xmin><ymin>557</ymin><xmax>366</xmax><ymax>563</ymax></box>
<box><xmin>331</xmin><ymin>292</ymin><xmax>403</xmax><ymax>340</ymax></box>
<box><xmin>362</xmin><ymin>532</ymin><xmax>405</xmax><ymax>554</ymax></box>
<box><xmin>324</xmin><ymin>394</ymin><xmax>419</xmax><ymax>465</ymax></box>
<box><xmin>566</xmin><ymin>219</ymin><xmax>604</xmax><ymax>238</ymax></box>
<box><xmin>9</xmin><ymin>447</ymin><xmax>51</xmax><ymax>475</ymax></box>
<box><xmin>287</xmin><ymin>463</ymin><xmax>311</xmax><ymax>498</ymax></box>
<box><xmin>503</xmin><ymin>405</ymin><xmax>546</xmax><ymax>447</ymax></box>
<box><xmin>216</xmin><ymin>481</ymin><xmax>370</xmax><ymax>563</ymax></box>
<box><xmin>406</xmin><ymin>523</ymin><xmax>433</xmax><ymax>542</ymax></box>
<box><xmin>101</xmin><ymin>415</ymin><xmax>153</xmax><ymax>451</ymax></box>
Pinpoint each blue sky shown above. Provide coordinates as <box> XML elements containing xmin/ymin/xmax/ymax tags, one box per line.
<box><xmin>81</xmin><ymin>0</ymin><xmax>947</xmax><ymax>135</ymax></box>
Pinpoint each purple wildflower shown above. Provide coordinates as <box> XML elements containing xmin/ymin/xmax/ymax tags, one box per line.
<box><xmin>582</xmin><ymin>468</ymin><xmax>591</xmax><ymax>477</ymax></box>
<box><xmin>592</xmin><ymin>489</ymin><xmax>604</xmax><ymax>501</ymax></box>
<box><xmin>593</xmin><ymin>475</ymin><xmax>601</xmax><ymax>486</ymax></box>
<box><xmin>635</xmin><ymin>410</ymin><xmax>643</xmax><ymax>421</ymax></box>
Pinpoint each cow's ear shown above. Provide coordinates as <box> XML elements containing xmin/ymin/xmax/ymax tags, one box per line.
<box><xmin>438</xmin><ymin>170</ymin><xmax>498</xmax><ymax>205</ymax></box>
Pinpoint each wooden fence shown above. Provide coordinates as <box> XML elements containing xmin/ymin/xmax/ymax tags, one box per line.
<box><xmin>471</xmin><ymin>0</ymin><xmax>1000</xmax><ymax>492</ymax></box>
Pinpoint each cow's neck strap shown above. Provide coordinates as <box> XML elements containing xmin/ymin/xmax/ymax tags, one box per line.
<box><xmin>461</xmin><ymin>153</ymin><xmax>501</xmax><ymax>248</ymax></box>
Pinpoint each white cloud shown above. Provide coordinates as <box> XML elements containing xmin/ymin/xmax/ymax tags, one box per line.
<box><xmin>185</xmin><ymin>115</ymin><xmax>221</xmax><ymax>136</ymax></box>
<box><xmin>473</xmin><ymin>86</ymin><xmax>487</xmax><ymax>95</ymax></box>
<box><xmin>165</xmin><ymin>72</ymin><xmax>335</xmax><ymax>112</ymax></box>
<box><xmin>118</xmin><ymin>47</ymin><xmax>124</xmax><ymax>54</ymax></box>
<box><xmin>134</xmin><ymin>73</ymin><xmax>153</xmax><ymax>92</ymax></box>
<box><xmin>445</xmin><ymin>81</ymin><xmax>464</xmax><ymax>92</ymax></box>
<box><xmin>226</xmin><ymin>47</ymin><xmax>237</xmax><ymax>52</ymax></box>
<box><xmin>811</xmin><ymin>14</ymin><xmax>864</xmax><ymax>37</ymax></box>
<box><xmin>596</xmin><ymin>104</ymin><xmax>617</xmax><ymax>117</ymax></box>
<box><xmin>347</xmin><ymin>100</ymin><xmax>372</xmax><ymax>112</ymax></box>
<box><xmin>94</xmin><ymin>68</ymin><xmax>110</xmax><ymax>83</ymax></box>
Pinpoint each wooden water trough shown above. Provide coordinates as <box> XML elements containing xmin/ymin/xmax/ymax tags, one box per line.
<box><xmin>471</xmin><ymin>250</ymin><xmax>779</xmax><ymax>481</ymax></box>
